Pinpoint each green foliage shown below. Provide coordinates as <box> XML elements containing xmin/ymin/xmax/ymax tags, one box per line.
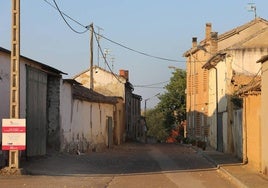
<box><xmin>144</xmin><ymin>68</ymin><xmax>186</xmax><ymax>141</ymax></box>
<box><xmin>146</xmin><ymin>108</ymin><xmax>168</xmax><ymax>142</ymax></box>
<box><xmin>157</xmin><ymin>69</ymin><xmax>186</xmax><ymax>131</ymax></box>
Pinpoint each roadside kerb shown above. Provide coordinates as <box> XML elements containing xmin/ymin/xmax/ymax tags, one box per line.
<box><xmin>193</xmin><ymin>146</ymin><xmax>248</xmax><ymax>188</ymax></box>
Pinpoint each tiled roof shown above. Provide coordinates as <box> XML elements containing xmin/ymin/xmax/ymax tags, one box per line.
<box><xmin>0</xmin><ymin>47</ymin><xmax>66</xmax><ymax>75</ymax></box>
<box><xmin>218</xmin><ymin>18</ymin><xmax>268</xmax><ymax>42</ymax></box>
<box><xmin>234</xmin><ymin>74</ymin><xmax>261</xmax><ymax>96</ymax></box>
<box><xmin>184</xmin><ymin>17</ymin><xmax>268</xmax><ymax>57</ymax></box>
<box><xmin>64</xmin><ymin>79</ymin><xmax>118</xmax><ymax>104</ymax></box>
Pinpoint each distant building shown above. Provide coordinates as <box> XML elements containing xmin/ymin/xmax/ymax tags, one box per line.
<box><xmin>60</xmin><ymin>79</ymin><xmax>120</xmax><ymax>152</ymax></box>
<box><xmin>73</xmin><ymin>66</ymin><xmax>142</xmax><ymax>143</ymax></box>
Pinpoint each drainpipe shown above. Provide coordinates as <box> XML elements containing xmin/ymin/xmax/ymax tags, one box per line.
<box><xmin>243</xmin><ymin>99</ymin><xmax>248</xmax><ymax>163</ymax></box>
<box><xmin>212</xmin><ymin>66</ymin><xmax>219</xmax><ymax>151</ymax></box>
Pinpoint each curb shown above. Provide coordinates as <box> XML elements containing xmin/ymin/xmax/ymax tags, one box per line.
<box><xmin>218</xmin><ymin>166</ymin><xmax>248</xmax><ymax>188</ymax></box>
<box><xmin>193</xmin><ymin>146</ymin><xmax>248</xmax><ymax>188</ymax></box>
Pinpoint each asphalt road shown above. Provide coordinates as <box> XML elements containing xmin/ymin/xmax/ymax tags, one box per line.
<box><xmin>0</xmin><ymin>143</ymin><xmax>238</xmax><ymax>188</ymax></box>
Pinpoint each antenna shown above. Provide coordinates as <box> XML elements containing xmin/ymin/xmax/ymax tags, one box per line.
<box><xmin>247</xmin><ymin>3</ymin><xmax>257</xmax><ymax>19</ymax></box>
<box><xmin>95</xmin><ymin>25</ymin><xmax>104</xmax><ymax>67</ymax></box>
<box><xmin>104</xmin><ymin>48</ymin><xmax>110</xmax><ymax>70</ymax></box>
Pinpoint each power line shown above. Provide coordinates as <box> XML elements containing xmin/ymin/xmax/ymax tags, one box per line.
<box><xmin>97</xmin><ymin>33</ymin><xmax>183</xmax><ymax>63</ymax></box>
<box><xmin>133</xmin><ymin>81</ymin><xmax>169</xmax><ymax>87</ymax></box>
<box><xmin>44</xmin><ymin>0</ymin><xmax>87</xmax><ymax>28</ymax></box>
<box><xmin>93</xmin><ymin>27</ymin><xmax>124</xmax><ymax>84</ymax></box>
<box><xmin>51</xmin><ymin>0</ymin><xmax>88</xmax><ymax>34</ymax></box>
<box><xmin>134</xmin><ymin>86</ymin><xmax>164</xmax><ymax>89</ymax></box>
<box><xmin>44</xmin><ymin>0</ymin><xmax>183</xmax><ymax>63</ymax></box>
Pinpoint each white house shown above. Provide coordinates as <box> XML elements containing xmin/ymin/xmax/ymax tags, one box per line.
<box><xmin>73</xmin><ymin>66</ymin><xmax>142</xmax><ymax>142</ymax></box>
<box><xmin>60</xmin><ymin>79</ymin><xmax>120</xmax><ymax>153</ymax></box>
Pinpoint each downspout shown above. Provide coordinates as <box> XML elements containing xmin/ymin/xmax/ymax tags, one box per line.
<box><xmin>212</xmin><ymin>66</ymin><xmax>219</xmax><ymax>151</ymax></box>
<box><xmin>243</xmin><ymin>98</ymin><xmax>248</xmax><ymax>163</ymax></box>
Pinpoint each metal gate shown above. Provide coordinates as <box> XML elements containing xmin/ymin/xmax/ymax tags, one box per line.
<box><xmin>26</xmin><ymin>66</ymin><xmax>47</xmax><ymax>156</ymax></box>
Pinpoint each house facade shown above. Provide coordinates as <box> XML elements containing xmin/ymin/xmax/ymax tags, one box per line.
<box><xmin>0</xmin><ymin>47</ymin><xmax>64</xmax><ymax>157</ymax></box>
<box><xmin>185</xmin><ymin>18</ymin><xmax>268</xmax><ymax>156</ymax></box>
<box><xmin>60</xmin><ymin>79</ymin><xmax>119</xmax><ymax>153</ymax></box>
<box><xmin>257</xmin><ymin>55</ymin><xmax>268</xmax><ymax>175</ymax></box>
<box><xmin>73</xmin><ymin>66</ymin><xmax>142</xmax><ymax>143</ymax></box>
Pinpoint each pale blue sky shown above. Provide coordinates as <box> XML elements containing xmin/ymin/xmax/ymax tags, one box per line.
<box><xmin>0</xmin><ymin>1</ymin><xmax>267</xmax><ymax>109</ymax></box>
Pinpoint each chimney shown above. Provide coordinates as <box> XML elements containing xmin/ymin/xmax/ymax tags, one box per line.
<box><xmin>119</xmin><ymin>70</ymin><xmax>129</xmax><ymax>81</ymax></box>
<box><xmin>192</xmin><ymin>37</ymin><xmax>197</xmax><ymax>48</ymax></box>
<box><xmin>210</xmin><ymin>32</ymin><xmax>218</xmax><ymax>54</ymax></box>
<box><xmin>205</xmin><ymin>23</ymin><xmax>212</xmax><ymax>40</ymax></box>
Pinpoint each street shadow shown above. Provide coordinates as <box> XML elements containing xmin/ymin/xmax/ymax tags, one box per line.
<box><xmin>17</xmin><ymin>143</ymin><xmax>241</xmax><ymax>176</ymax></box>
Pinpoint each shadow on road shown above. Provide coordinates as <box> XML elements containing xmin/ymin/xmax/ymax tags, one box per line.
<box><xmin>19</xmin><ymin>143</ymin><xmax>241</xmax><ymax>176</ymax></box>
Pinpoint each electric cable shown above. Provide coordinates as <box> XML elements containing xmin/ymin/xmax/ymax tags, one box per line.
<box><xmin>44</xmin><ymin>0</ymin><xmax>183</xmax><ymax>63</ymax></box>
<box><xmin>52</xmin><ymin>0</ymin><xmax>88</xmax><ymax>34</ymax></box>
<box><xmin>93</xmin><ymin>27</ymin><xmax>125</xmax><ymax>84</ymax></box>
<box><xmin>96</xmin><ymin>33</ymin><xmax>183</xmax><ymax>63</ymax></box>
<box><xmin>133</xmin><ymin>81</ymin><xmax>169</xmax><ymax>87</ymax></box>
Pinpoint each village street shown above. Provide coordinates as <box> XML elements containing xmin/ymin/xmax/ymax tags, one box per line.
<box><xmin>0</xmin><ymin>143</ymin><xmax>239</xmax><ymax>188</ymax></box>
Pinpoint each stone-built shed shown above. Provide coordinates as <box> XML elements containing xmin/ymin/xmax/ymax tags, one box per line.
<box><xmin>60</xmin><ymin>79</ymin><xmax>122</xmax><ymax>153</ymax></box>
<box><xmin>0</xmin><ymin>47</ymin><xmax>65</xmax><ymax>157</ymax></box>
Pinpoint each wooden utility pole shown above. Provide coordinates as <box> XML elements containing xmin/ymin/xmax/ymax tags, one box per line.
<box><xmin>89</xmin><ymin>23</ymin><xmax>94</xmax><ymax>90</ymax></box>
<box><xmin>9</xmin><ymin>0</ymin><xmax>20</xmax><ymax>169</ymax></box>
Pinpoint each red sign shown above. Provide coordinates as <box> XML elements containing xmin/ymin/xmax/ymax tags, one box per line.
<box><xmin>2</xmin><ymin>119</ymin><xmax>26</xmax><ymax>150</ymax></box>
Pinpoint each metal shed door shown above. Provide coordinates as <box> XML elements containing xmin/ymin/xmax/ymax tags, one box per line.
<box><xmin>26</xmin><ymin>67</ymin><xmax>47</xmax><ymax>156</ymax></box>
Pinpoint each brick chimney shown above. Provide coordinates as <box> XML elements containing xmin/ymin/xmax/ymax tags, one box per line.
<box><xmin>210</xmin><ymin>32</ymin><xmax>218</xmax><ymax>55</ymax></box>
<box><xmin>205</xmin><ymin>23</ymin><xmax>212</xmax><ymax>40</ymax></box>
<box><xmin>119</xmin><ymin>70</ymin><xmax>129</xmax><ymax>81</ymax></box>
<box><xmin>192</xmin><ymin>37</ymin><xmax>197</xmax><ymax>48</ymax></box>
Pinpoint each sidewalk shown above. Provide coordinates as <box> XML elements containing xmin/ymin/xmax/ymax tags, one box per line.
<box><xmin>198</xmin><ymin>147</ymin><xmax>268</xmax><ymax>188</ymax></box>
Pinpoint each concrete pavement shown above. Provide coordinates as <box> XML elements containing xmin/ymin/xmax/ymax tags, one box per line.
<box><xmin>197</xmin><ymin>146</ymin><xmax>268</xmax><ymax>188</ymax></box>
<box><xmin>1</xmin><ymin>143</ymin><xmax>268</xmax><ymax>187</ymax></box>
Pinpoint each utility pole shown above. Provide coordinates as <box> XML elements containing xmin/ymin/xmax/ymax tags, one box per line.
<box><xmin>89</xmin><ymin>23</ymin><xmax>94</xmax><ymax>90</ymax></box>
<box><xmin>10</xmin><ymin>0</ymin><xmax>20</xmax><ymax>169</ymax></box>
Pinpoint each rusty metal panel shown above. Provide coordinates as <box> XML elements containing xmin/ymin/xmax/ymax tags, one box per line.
<box><xmin>26</xmin><ymin>67</ymin><xmax>47</xmax><ymax>156</ymax></box>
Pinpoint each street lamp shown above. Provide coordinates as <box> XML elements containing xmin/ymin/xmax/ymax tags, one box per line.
<box><xmin>144</xmin><ymin>93</ymin><xmax>160</xmax><ymax>117</ymax></box>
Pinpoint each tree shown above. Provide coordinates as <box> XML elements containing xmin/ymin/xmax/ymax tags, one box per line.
<box><xmin>157</xmin><ymin>68</ymin><xmax>186</xmax><ymax>131</ymax></box>
<box><xmin>146</xmin><ymin>108</ymin><xmax>168</xmax><ymax>142</ymax></box>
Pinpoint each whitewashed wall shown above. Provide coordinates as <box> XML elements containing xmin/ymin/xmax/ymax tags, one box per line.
<box><xmin>60</xmin><ymin>82</ymin><xmax>115</xmax><ymax>153</ymax></box>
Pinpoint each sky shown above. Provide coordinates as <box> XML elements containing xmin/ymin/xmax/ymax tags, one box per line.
<box><xmin>0</xmin><ymin>0</ymin><xmax>267</xmax><ymax>109</ymax></box>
